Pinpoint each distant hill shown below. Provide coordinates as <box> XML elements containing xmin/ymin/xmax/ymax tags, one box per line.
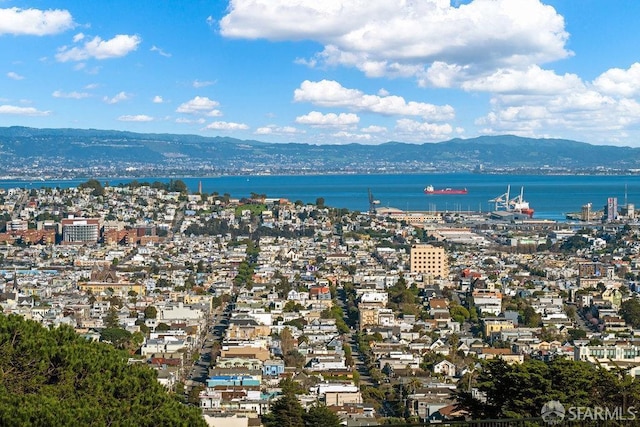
<box><xmin>0</xmin><ymin>126</ymin><xmax>638</xmax><ymax>177</ymax></box>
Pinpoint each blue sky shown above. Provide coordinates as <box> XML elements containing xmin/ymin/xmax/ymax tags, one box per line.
<box><xmin>2</xmin><ymin>1</ymin><xmax>640</xmax><ymax>146</ymax></box>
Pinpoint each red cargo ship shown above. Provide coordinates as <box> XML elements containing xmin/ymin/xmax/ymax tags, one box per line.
<box><xmin>424</xmin><ymin>185</ymin><xmax>468</xmax><ymax>195</ymax></box>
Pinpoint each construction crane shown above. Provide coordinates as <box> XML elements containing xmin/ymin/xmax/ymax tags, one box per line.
<box><xmin>368</xmin><ymin>188</ymin><xmax>380</xmax><ymax>215</ymax></box>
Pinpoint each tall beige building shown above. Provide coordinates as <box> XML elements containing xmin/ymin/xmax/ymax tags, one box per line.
<box><xmin>410</xmin><ymin>244</ymin><xmax>448</xmax><ymax>277</ymax></box>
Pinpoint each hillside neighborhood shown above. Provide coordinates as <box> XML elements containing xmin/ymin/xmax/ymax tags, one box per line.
<box><xmin>2</xmin><ymin>180</ymin><xmax>640</xmax><ymax>425</ymax></box>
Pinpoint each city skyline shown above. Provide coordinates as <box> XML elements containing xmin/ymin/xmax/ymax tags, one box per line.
<box><xmin>2</xmin><ymin>1</ymin><xmax>640</xmax><ymax>146</ymax></box>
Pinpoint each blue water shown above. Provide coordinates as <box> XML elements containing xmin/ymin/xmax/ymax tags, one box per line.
<box><xmin>4</xmin><ymin>173</ymin><xmax>639</xmax><ymax>221</ymax></box>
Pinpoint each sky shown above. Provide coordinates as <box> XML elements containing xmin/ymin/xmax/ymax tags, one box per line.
<box><xmin>2</xmin><ymin>1</ymin><xmax>640</xmax><ymax>147</ymax></box>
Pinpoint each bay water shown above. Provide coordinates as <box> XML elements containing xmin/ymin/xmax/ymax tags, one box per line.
<box><xmin>3</xmin><ymin>173</ymin><xmax>639</xmax><ymax>222</ymax></box>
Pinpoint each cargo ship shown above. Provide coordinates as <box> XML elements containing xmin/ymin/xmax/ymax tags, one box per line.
<box><xmin>424</xmin><ymin>185</ymin><xmax>468</xmax><ymax>195</ymax></box>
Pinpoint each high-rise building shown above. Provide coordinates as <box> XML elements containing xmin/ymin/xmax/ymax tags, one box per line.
<box><xmin>410</xmin><ymin>244</ymin><xmax>448</xmax><ymax>277</ymax></box>
<box><xmin>61</xmin><ymin>217</ymin><xmax>100</xmax><ymax>245</ymax></box>
<box><xmin>606</xmin><ymin>197</ymin><xmax>618</xmax><ymax>222</ymax></box>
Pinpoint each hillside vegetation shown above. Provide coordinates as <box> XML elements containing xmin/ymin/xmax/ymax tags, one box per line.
<box><xmin>0</xmin><ymin>314</ymin><xmax>206</xmax><ymax>427</ymax></box>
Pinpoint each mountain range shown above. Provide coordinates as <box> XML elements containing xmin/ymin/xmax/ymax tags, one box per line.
<box><xmin>0</xmin><ymin>126</ymin><xmax>639</xmax><ymax>178</ymax></box>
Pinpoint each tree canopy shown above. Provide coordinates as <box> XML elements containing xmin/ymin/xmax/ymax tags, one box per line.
<box><xmin>261</xmin><ymin>381</ymin><xmax>341</xmax><ymax>427</ymax></box>
<box><xmin>454</xmin><ymin>357</ymin><xmax>640</xmax><ymax>420</ymax></box>
<box><xmin>0</xmin><ymin>314</ymin><xmax>205</xmax><ymax>426</ymax></box>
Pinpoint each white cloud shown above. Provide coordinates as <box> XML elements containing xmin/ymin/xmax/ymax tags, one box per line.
<box><xmin>118</xmin><ymin>114</ymin><xmax>154</xmax><ymax>122</ymax></box>
<box><xmin>593</xmin><ymin>62</ymin><xmax>640</xmax><ymax>98</ymax></box>
<box><xmin>459</xmin><ymin>65</ymin><xmax>584</xmax><ymax>95</ymax></box>
<box><xmin>295</xmin><ymin>111</ymin><xmax>360</xmax><ymax>127</ymax></box>
<box><xmin>394</xmin><ymin>118</ymin><xmax>455</xmax><ymax>141</ymax></box>
<box><xmin>56</xmin><ymin>34</ymin><xmax>141</xmax><ymax>62</ymax></box>
<box><xmin>73</xmin><ymin>32</ymin><xmax>84</xmax><ymax>42</ymax></box>
<box><xmin>52</xmin><ymin>90</ymin><xmax>90</xmax><ymax>99</ymax></box>
<box><xmin>361</xmin><ymin>125</ymin><xmax>387</xmax><ymax>133</ymax></box>
<box><xmin>7</xmin><ymin>72</ymin><xmax>24</xmax><ymax>80</ymax></box>
<box><xmin>220</xmin><ymin>0</ymin><xmax>570</xmax><ymax>83</ymax></box>
<box><xmin>255</xmin><ymin>125</ymin><xmax>303</xmax><ymax>135</ymax></box>
<box><xmin>176</xmin><ymin>96</ymin><xmax>220</xmax><ymax>115</ymax></box>
<box><xmin>152</xmin><ymin>95</ymin><xmax>164</xmax><ymax>104</ymax></box>
<box><xmin>294</xmin><ymin>80</ymin><xmax>454</xmax><ymax>120</ymax></box>
<box><xmin>331</xmin><ymin>131</ymin><xmax>372</xmax><ymax>141</ymax></box>
<box><xmin>205</xmin><ymin>121</ymin><xmax>249</xmax><ymax>130</ymax></box>
<box><xmin>176</xmin><ymin>117</ymin><xmax>206</xmax><ymax>124</ymax></box>
<box><xmin>103</xmin><ymin>91</ymin><xmax>130</xmax><ymax>104</ymax></box>
<box><xmin>84</xmin><ymin>83</ymin><xmax>100</xmax><ymax>90</ymax></box>
<box><xmin>150</xmin><ymin>45</ymin><xmax>171</xmax><ymax>57</ymax></box>
<box><xmin>193</xmin><ymin>79</ymin><xmax>216</xmax><ymax>88</ymax></box>
<box><xmin>474</xmin><ymin>83</ymin><xmax>640</xmax><ymax>144</ymax></box>
<box><xmin>0</xmin><ymin>7</ymin><xmax>74</xmax><ymax>36</ymax></box>
<box><xmin>0</xmin><ymin>104</ymin><xmax>50</xmax><ymax>116</ymax></box>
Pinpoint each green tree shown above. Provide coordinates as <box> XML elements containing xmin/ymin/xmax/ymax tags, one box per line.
<box><xmin>104</xmin><ymin>307</ymin><xmax>120</xmax><ymax>328</ymax></box>
<box><xmin>156</xmin><ymin>322</ymin><xmax>170</xmax><ymax>332</ymax></box>
<box><xmin>280</xmin><ymin>377</ymin><xmax>305</xmax><ymax>395</ymax></box>
<box><xmin>144</xmin><ymin>305</ymin><xmax>158</xmax><ymax>319</ymax></box>
<box><xmin>304</xmin><ymin>403</ymin><xmax>341</xmax><ymax>427</ymax></box>
<box><xmin>262</xmin><ymin>393</ymin><xmax>305</xmax><ymax>427</ymax></box>
<box><xmin>100</xmin><ymin>327</ymin><xmax>132</xmax><ymax>349</ymax></box>
<box><xmin>454</xmin><ymin>357</ymin><xmax>640</xmax><ymax>420</ymax></box>
<box><xmin>620</xmin><ymin>298</ymin><xmax>640</xmax><ymax>328</ymax></box>
<box><xmin>0</xmin><ymin>313</ymin><xmax>206</xmax><ymax>426</ymax></box>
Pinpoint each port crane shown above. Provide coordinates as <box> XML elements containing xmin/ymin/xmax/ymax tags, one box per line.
<box><xmin>368</xmin><ymin>188</ymin><xmax>380</xmax><ymax>216</ymax></box>
<box><xmin>489</xmin><ymin>185</ymin><xmax>534</xmax><ymax>217</ymax></box>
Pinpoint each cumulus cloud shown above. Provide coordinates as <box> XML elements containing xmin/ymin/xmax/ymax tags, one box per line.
<box><xmin>7</xmin><ymin>72</ymin><xmax>24</xmax><ymax>80</ymax></box>
<box><xmin>152</xmin><ymin>95</ymin><xmax>164</xmax><ymax>104</ymax></box>
<box><xmin>331</xmin><ymin>131</ymin><xmax>372</xmax><ymax>141</ymax></box>
<box><xmin>52</xmin><ymin>90</ymin><xmax>90</xmax><ymax>99</ymax></box>
<box><xmin>295</xmin><ymin>111</ymin><xmax>360</xmax><ymax>127</ymax></box>
<box><xmin>395</xmin><ymin>118</ymin><xmax>455</xmax><ymax>141</ymax></box>
<box><xmin>118</xmin><ymin>114</ymin><xmax>154</xmax><ymax>122</ymax></box>
<box><xmin>0</xmin><ymin>104</ymin><xmax>50</xmax><ymax>116</ymax></box>
<box><xmin>220</xmin><ymin>0</ymin><xmax>570</xmax><ymax>83</ymax></box>
<box><xmin>593</xmin><ymin>62</ymin><xmax>640</xmax><ymax>98</ymax></box>
<box><xmin>459</xmin><ymin>65</ymin><xmax>584</xmax><ymax>95</ymax></box>
<box><xmin>56</xmin><ymin>34</ymin><xmax>141</xmax><ymax>62</ymax></box>
<box><xmin>294</xmin><ymin>80</ymin><xmax>454</xmax><ymax>120</ymax></box>
<box><xmin>361</xmin><ymin>125</ymin><xmax>387</xmax><ymax>133</ymax></box>
<box><xmin>255</xmin><ymin>125</ymin><xmax>302</xmax><ymax>135</ymax></box>
<box><xmin>0</xmin><ymin>7</ymin><xmax>74</xmax><ymax>36</ymax></box>
<box><xmin>204</xmin><ymin>121</ymin><xmax>249</xmax><ymax>130</ymax></box>
<box><xmin>474</xmin><ymin>82</ymin><xmax>640</xmax><ymax>144</ymax></box>
<box><xmin>103</xmin><ymin>91</ymin><xmax>130</xmax><ymax>104</ymax></box>
<box><xmin>176</xmin><ymin>96</ymin><xmax>220</xmax><ymax>115</ymax></box>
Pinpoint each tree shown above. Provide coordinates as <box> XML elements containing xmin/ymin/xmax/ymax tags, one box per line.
<box><xmin>304</xmin><ymin>403</ymin><xmax>341</xmax><ymax>427</ymax></box>
<box><xmin>283</xmin><ymin>350</ymin><xmax>306</xmax><ymax>368</ymax></box>
<box><xmin>0</xmin><ymin>313</ymin><xmax>206</xmax><ymax>426</ymax></box>
<box><xmin>279</xmin><ymin>377</ymin><xmax>305</xmax><ymax>395</ymax></box>
<box><xmin>262</xmin><ymin>393</ymin><xmax>305</xmax><ymax>427</ymax></box>
<box><xmin>104</xmin><ymin>307</ymin><xmax>120</xmax><ymax>328</ymax></box>
<box><xmin>144</xmin><ymin>305</ymin><xmax>158</xmax><ymax>319</ymax></box>
<box><xmin>156</xmin><ymin>322</ymin><xmax>170</xmax><ymax>332</ymax></box>
<box><xmin>453</xmin><ymin>357</ymin><xmax>640</xmax><ymax>420</ymax></box>
<box><xmin>100</xmin><ymin>327</ymin><xmax>132</xmax><ymax>349</ymax></box>
<box><xmin>280</xmin><ymin>327</ymin><xmax>296</xmax><ymax>355</ymax></box>
<box><xmin>620</xmin><ymin>298</ymin><xmax>640</xmax><ymax>328</ymax></box>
